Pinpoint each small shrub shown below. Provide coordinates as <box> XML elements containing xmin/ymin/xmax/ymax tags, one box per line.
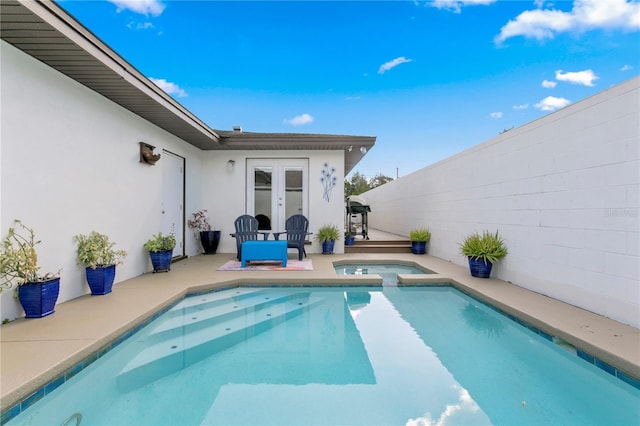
<box><xmin>144</xmin><ymin>232</ymin><xmax>176</xmax><ymax>252</ymax></box>
<box><xmin>409</xmin><ymin>228</ymin><xmax>431</xmax><ymax>242</ymax></box>
<box><xmin>315</xmin><ymin>225</ymin><xmax>341</xmax><ymax>243</ymax></box>
<box><xmin>74</xmin><ymin>231</ymin><xmax>127</xmax><ymax>269</ymax></box>
<box><xmin>459</xmin><ymin>230</ymin><xmax>508</xmax><ymax>264</ymax></box>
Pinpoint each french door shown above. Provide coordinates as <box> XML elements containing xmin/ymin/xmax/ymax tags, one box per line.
<box><xmin>246</xmin><ymin>159</ymin><xmax>308</xmax><ymax>233</ymax></box>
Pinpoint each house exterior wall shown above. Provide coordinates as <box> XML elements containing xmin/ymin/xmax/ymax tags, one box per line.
<box><xmin>201</xmin><ymin>151</ymin><xmax>346</xmax><ymax>255</ymax></box>
<box><xmin>363</xmin><ymin>76</ymin><xmax>640</xmax><ymax>327</ymax></box>
<box><xmin>1</xmin><ymin>41</ymin><xmax>348</xmax><ymax>321</ymax></box>
<box><xmin>0</xmin><ymin>41</ymin><xmax>206</xmax><ymax>320</ymax></box>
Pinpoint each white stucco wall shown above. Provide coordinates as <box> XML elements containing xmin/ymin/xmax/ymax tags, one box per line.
<box><xmin>0</xmin><ymin>41</ymin><xmax>206</xmax><ymax>321</ymax></box>
<box><xmin>201</xmin><ymin>151</ymin><xmax>346</xmax><ymax>255</ymax></box>
<box><xmin>1</xmin><ymin>37</ymin><xmax>351</xmax><ymax>321</ymax></box>
<box><xmin>363</xmin><ymin>76</ymin><xmax>640</xmax><ymax>327</ymax></box>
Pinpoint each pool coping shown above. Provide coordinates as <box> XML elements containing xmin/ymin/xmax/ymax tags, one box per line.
<box><xmin>2</xmin><ymin>253</ymin><xmax>639</xmax><ymax>421</ymax></box>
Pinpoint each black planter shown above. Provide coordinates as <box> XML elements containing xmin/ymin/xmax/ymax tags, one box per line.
<box><xmin>85</xmin><ymin>265</ymin><xmax>116</xmax><ymax>295</ymax></box>
<box><xmin>149</xmin><ymin>249</ymin><xmax>173</xmax><ymax>273</ymax></box>
<box><xmin>200</xmin><ymin>230</ymin><xmax>221</xmax><ymax>254</ymax></box>
<box><xmin>411</xmin><ymin>241</ymin><xmax>427</xmax><ymax>255</ymax></box>
<box><xmin>468</xmin><ymin>257</ymin><xmax>493</xmax><ymax>278</ymax></box>
<box><xmin>18</xmin><ymin>277</ymin><xmax>60</xmax><ymax>318</ymax></box>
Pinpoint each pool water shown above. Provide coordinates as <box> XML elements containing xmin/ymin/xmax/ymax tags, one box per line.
<box><xmin>335</xmin><ymin>263</ymin><xmax>433</xmax><ymax>284</ymax></box>
<box><xmin>7</xmin><ymin>287</ymin><xmax>639</xmax><ymax>425</ymax></box>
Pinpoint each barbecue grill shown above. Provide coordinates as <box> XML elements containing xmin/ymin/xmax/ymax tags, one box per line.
<box><xmin>346</xmin><ymin>195</ymin><xmax>371</xmax><ymax>240</ymax></box>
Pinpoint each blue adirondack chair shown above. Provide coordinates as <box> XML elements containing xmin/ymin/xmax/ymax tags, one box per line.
<box><xmin>233</xmin><ymin>215</ymin><xmax>260</xmax><ymax>260</ymax></box>
<box><xmin>273</xmin><ymin>214</ymin><xmax>312</xmax><ymax>261</ymax></box>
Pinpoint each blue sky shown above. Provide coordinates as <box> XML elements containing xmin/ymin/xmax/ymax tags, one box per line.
<box><xmin>59</xmin><ymin>0</ymin><xmax>639</xmax><ymax>179</ymax></box>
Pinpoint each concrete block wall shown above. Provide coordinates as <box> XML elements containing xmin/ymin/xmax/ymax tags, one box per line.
<box><xmin>363</xmin><ymin>76</ymin><xmax>639</xmax><ymax>328</ymax></box>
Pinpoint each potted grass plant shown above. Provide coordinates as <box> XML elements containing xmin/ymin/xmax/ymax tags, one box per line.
<box><xmin>0</xmin><ymin>219</ymin><xmax>61</xmax><ymax>318</ymax></box>
<box><xmin>315</xmin><ymin>224</ymin><xmax>341</xmax><ymax>254</ymax></box>
<box><xmin>408</xmin><ymin>228</ymin><xmax>431</xmax><ymax>255</ymax></box>
<box><xmin>459</xmin><ymin>230</ymin><xmax>508</xmax><ymax>278</ymax></box>
<box><xmin>187</xmin><ymin>209</ymin><xmax>220</xmax><ymax>255</ymax></box>
<box><xmin>344</xmin><ymin>231</ymin><xmax>355</xmax><ymax>246</ymax></box>
<box><xmin>144</xmin><ymin>232</ymin><xmax>176</xmax><ymax>273</ymax></box>
<box><xmin>74</xmin><ymin>231</ymin><xmax>127</xmax><ymax>295</ymax></box>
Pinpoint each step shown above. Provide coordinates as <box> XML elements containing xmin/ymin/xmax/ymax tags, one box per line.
<box><xmin>344</xmin><ymin>245</ymin><xmax>411</xmax><ymax>253</ymax></box>
<box><xmin>345</xmin><ymin>239</ymin><xmax>412</xmax><ymax>253</ymax></box>
<box><xmin>148</xmin><ymin>291</ymin><xmax>299</xmax><ymax>340</ymax></box>
<box><xmin>160</xmin><ymin>287</ymin><xmax>265</xmax><ymax>319</ymax></box>
<box><xmin>117</xmin><ymin>293</ymin><xmax>324</xmax><ymax>391</ymax></box>
<box><xmin>350</xmin><ymin>239</ymin><xmax>409</xmax><ymax>246</ymax></box>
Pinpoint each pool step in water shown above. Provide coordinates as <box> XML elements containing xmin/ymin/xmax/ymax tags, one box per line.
<box><xmin>148</xmin><ymin>291</ymin><xmax>305</xmax><ymax>339</ymax></box>
<box><xmin>117</xmin><ymin>292</ymin><xmax>324</xmax><ymax>392</ymax></box>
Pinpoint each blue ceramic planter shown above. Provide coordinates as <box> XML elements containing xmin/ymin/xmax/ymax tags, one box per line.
<box><xmin>468</xmin><ymin>257</ymin><xmax>493</xmax><ymax>278</ymax></box>
<box><xmin>321</xmin><ymin>240</ymin><xmax>335</xmax><ymax>254</ymax></box>
<box><xmin>85</xmin><ymin>265</ymin><xmax>116</xmax><ymax>295</ymax></box>
<box><xmin>18</xmin><ymin>277</ymin><xmax>60</xmax><ymax>318</ymax></box>
<box><xmin>411</xmin><ymin>241</ymin><xmax>427</xmax><ymax>255</ymax></box>
<box><xmin>149</xmin><ymin>249</ymin><xmax>173</xmax><ymax>272</ymax></box>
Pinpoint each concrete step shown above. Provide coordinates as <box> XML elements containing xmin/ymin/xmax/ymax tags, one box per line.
<box><xmin>117</xmin><ymin>292</ymin><xmax>324</xmax><ymax>391</ymax></box>
<box><xmin>350</xmin><ymin>239</ymin><xmax>409</xmax><ymax>246</ymax></box>
<box><xmin>345</xmin><ymin>245</ymin><xmax>412</xmax><ymax>254</ymax></box>
<box><xmin>345</xmin><ymin>239</ymin><xmax>412</xmax><ymax>253</ymax></box>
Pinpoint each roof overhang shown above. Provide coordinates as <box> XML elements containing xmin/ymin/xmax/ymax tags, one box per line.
<box><xmin>216</xmin><ymin>130</ymin><xmax>376</xmax><ymax>174</ymax></box>
<box><xmin>0</xmin><ymin>0</ymin><xmax>375</xmax><ymax>173</ymax></box>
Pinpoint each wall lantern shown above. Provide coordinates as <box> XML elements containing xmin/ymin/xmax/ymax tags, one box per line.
<box><xmin>360</xmin><ymin>146</ymin><xmax>368</xmax><ymax>154</ymax></box>
<box><xmin>139</xmin><ymin>142</ymin><xmax>160</xmax><ymax>165</ymax></box>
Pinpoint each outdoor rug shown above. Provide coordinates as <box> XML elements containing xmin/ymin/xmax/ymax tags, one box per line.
<box><xmin>216</xmin><ymin>259</ymin><xmax>313</xmax><ymax>271</ymax></box>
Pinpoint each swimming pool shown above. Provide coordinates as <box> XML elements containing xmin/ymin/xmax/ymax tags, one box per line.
<box><xmin>6</xmin><ymin>286</ymin><xmax>639</xmax><ymax>425</ymax></box>
<box><xmin>334</xmin><ymin>262</ymin><xmax>433</xmax><ymax>285</ymax></box>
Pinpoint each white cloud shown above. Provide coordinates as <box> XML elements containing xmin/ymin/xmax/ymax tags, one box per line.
<box><xmin>426</xmin><ymin>0</ymin><xmax>497</xmax><ymax>13</ymax></box>
<box><xmin>620</xmin><ymin>64</ymin><xmax>633</xmax><ymax>71</ymax></box>
<box><xmin>490</xmin><ymin>111</ymin><xmax>503</xmax><ymax>119</ymax></box>
<box><xmin>542</xmin><ymin>79</ymin><xmax>557</xmax><ymax>88</ymax></box>
<box><xmin>109</xmin><ymin>0</ymin><xmax>165</xmax><ymax>17</ymax></box>
<box><xmin>495</xmin><ymin>0</ymin><xmax>640</xmax><ymax>44</ymax></box>
<box><xmin>535</xmin><ymin>96</ymin><xmax>571</xmax><ymax>111</ymax></box>
<box><xmin>345</xmin><ymin>96</ymin><xmax>361</xmax><ymax>101</ymax></box>
<box><xmin>378</xmin><ymin>57</ymin><xmax>413</xmax><ymax>74</ymax></box>
<box><xmin>555</xmin><ymin>69</ymin><xmax>599</xmax><ymax>86</ymax></box>
<box><xmin>149</xmin><ymin>78</ymin><xmax>187</xmax><ymax>97</ymax></box>
<box><xmin>513</xmin><ymin>103</ymin><xmax>529</xmax><ymax>110</ymax></box>
<box><xmin>127</xmin><ymin>21</ymin><xmax>154</xmax><ymax>30</ymax></box>
<box><xmin>284</xmin><ymin>113</ymin><xmax>314</xmax><ymax>126</ymax></box>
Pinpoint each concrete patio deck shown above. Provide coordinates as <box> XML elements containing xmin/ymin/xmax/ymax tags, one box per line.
<box><xmin>2</xmin><ymin>239</ymin><xmax>639</xmax><ymax>415</ymax></box>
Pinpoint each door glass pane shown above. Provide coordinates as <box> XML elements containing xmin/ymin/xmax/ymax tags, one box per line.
<box><xmin>254</xmin><ymin>167</ymin><xmax>272</xmax><ymax>230</ymax></box>
<box><xmin>284</xmin><ymin>168</ymin><xmax>303</xmax><ymax>219</ymax></box>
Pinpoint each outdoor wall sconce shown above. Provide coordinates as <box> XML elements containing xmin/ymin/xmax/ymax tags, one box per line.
<box><xmin>227</xmin><ymin>159</ymin><xmax>236</xmax><ymax>167</ymax></box>
<box><xmin>140</xmin><ymin>142</ymin><xmax>161</xmax><ymax>165</ymax></box>
<box><xmin>360</xmin><ymin>146</ymin><xmax>367</xmax><ymax>154</ymax></box>
<box><xmin>346</xmin><ymin>146</ymin><xmax>353</xmax><ymax>152</ymax></box>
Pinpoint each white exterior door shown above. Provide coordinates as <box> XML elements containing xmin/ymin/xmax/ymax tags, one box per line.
<box><xmin>247</xmin><ymin>159</ymin><xmax>308</xmax><ymax>233</ymax></box>
<box><xmin>162</xmin><ymin>150</ymin><xmax>184</xmax><ymax>257</ymax></box>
